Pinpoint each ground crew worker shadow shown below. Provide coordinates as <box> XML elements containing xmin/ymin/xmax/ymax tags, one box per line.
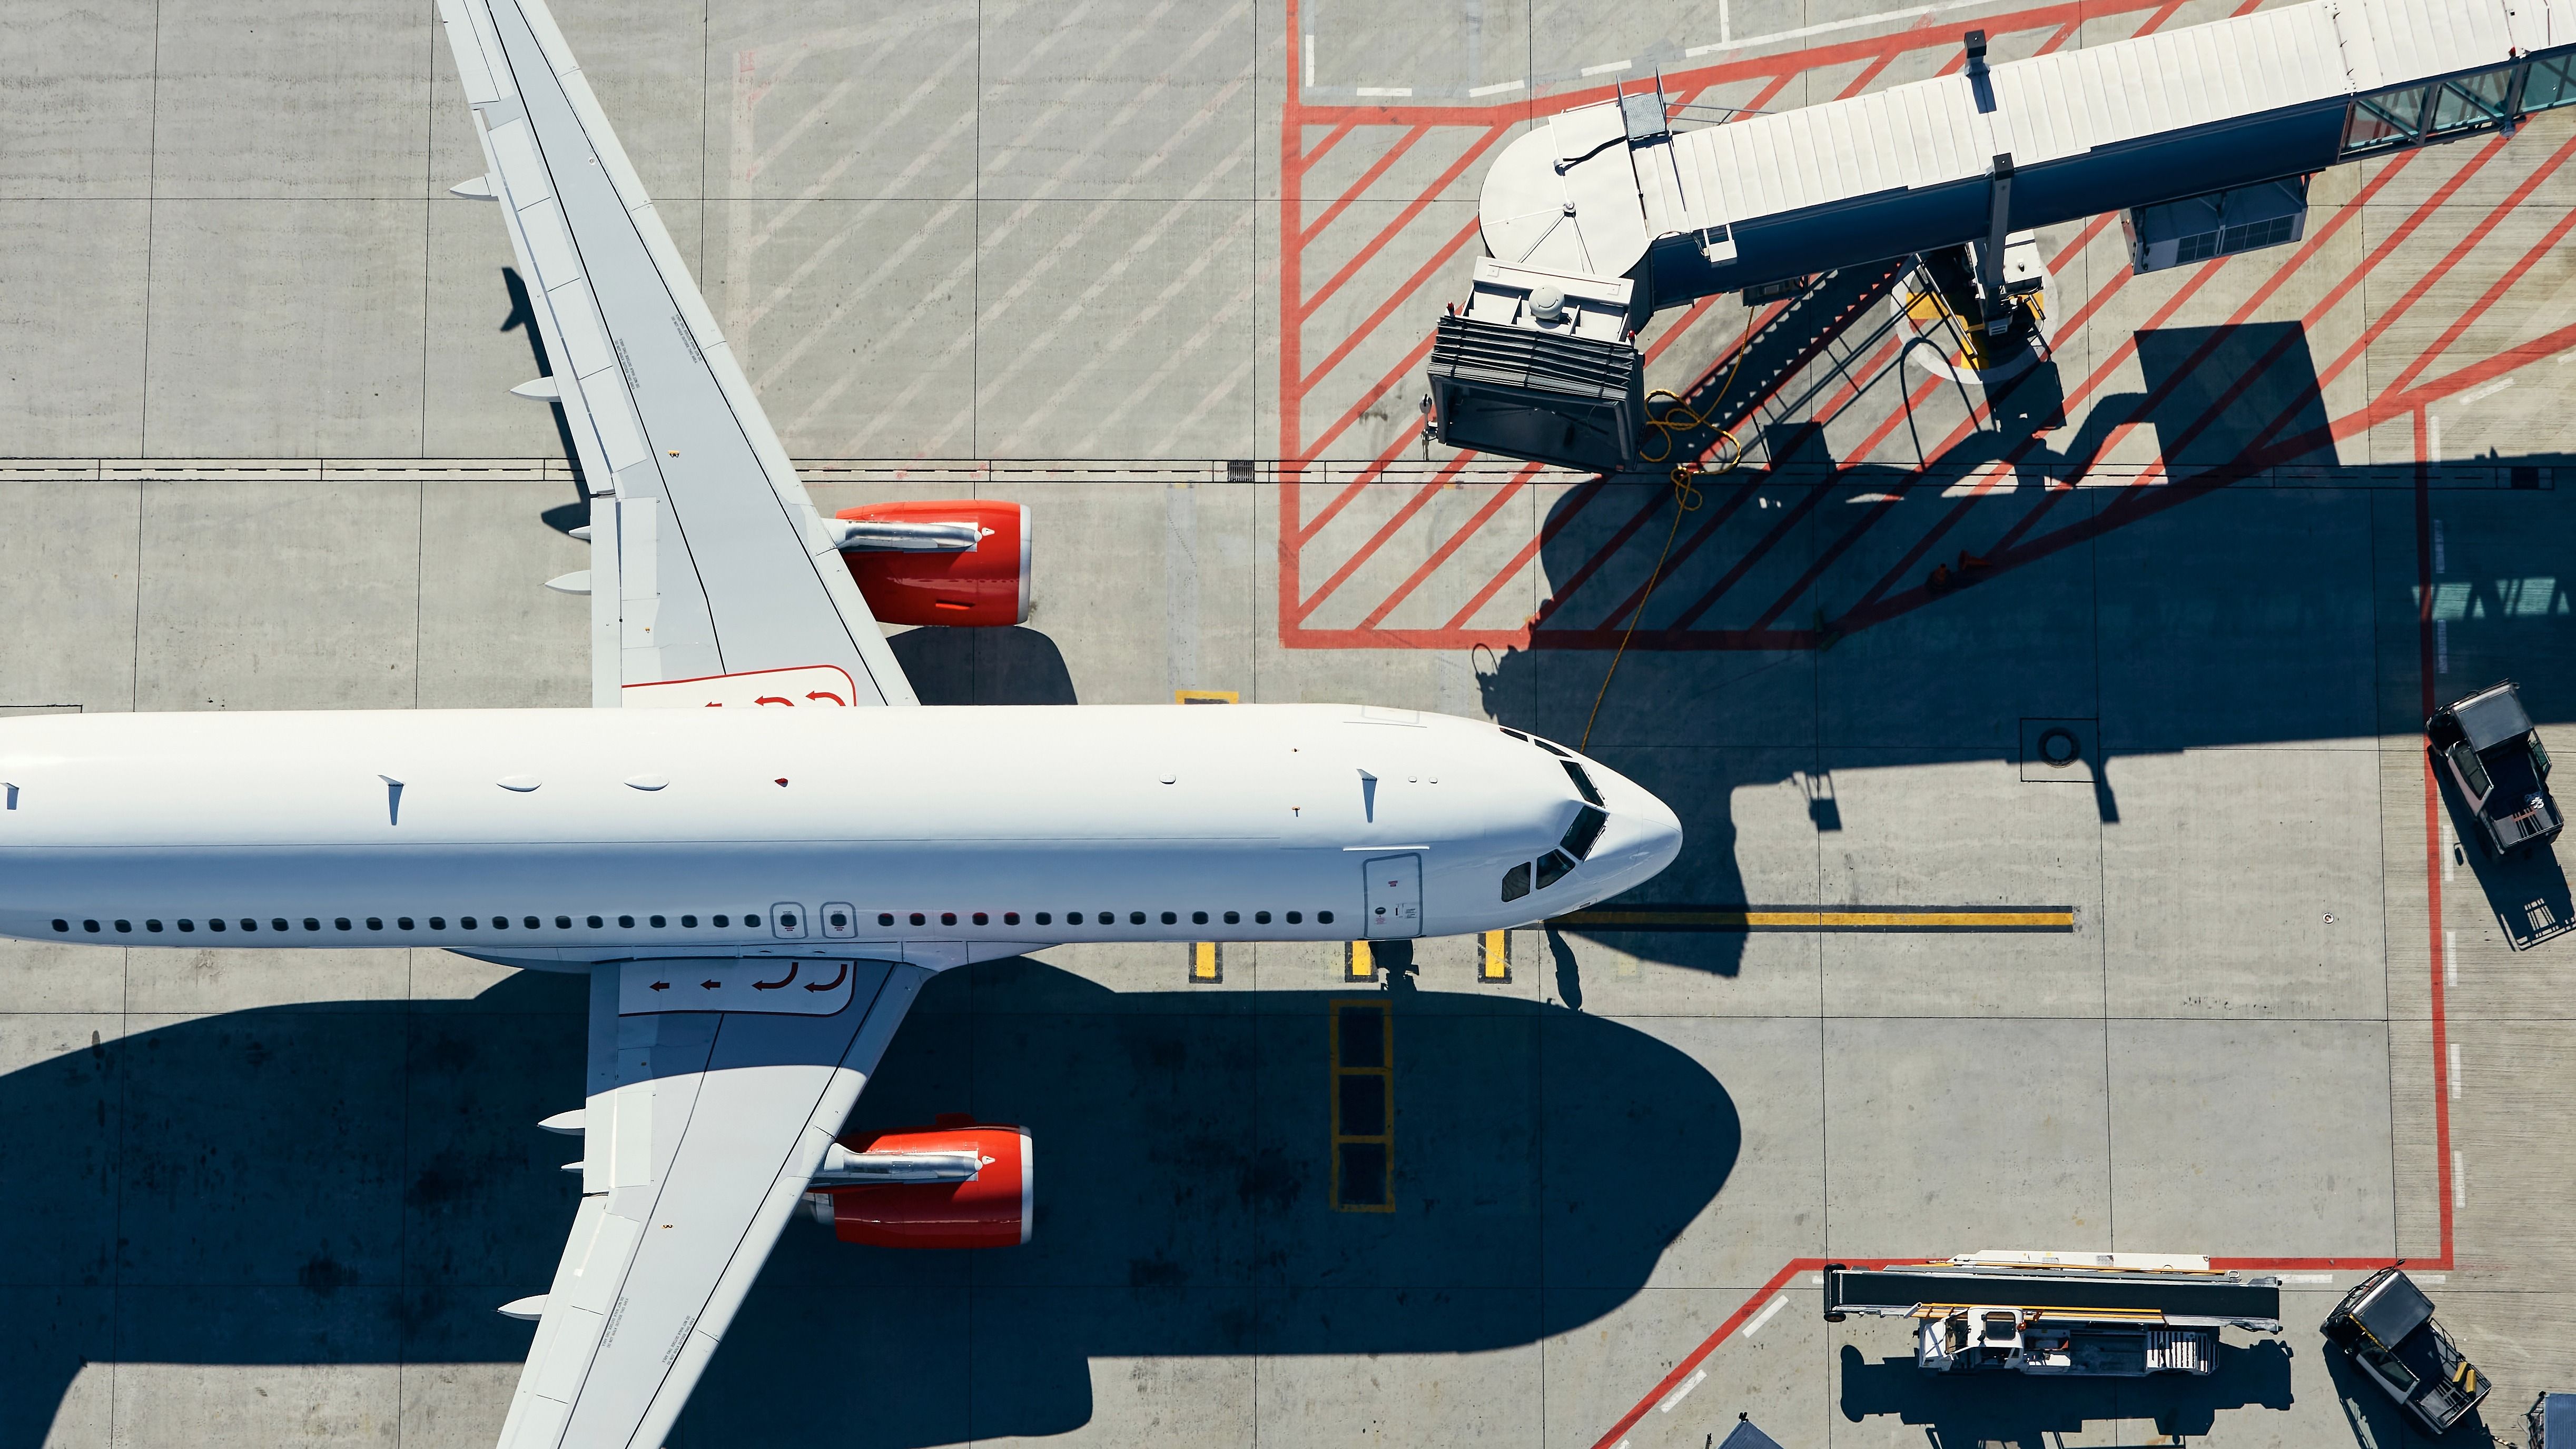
<box><xmin>1837</xmin><ymin>1338</ymin><xmax>2295</xmax><ymax>1449</ymax></box>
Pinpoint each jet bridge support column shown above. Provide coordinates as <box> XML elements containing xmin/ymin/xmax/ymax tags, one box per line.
<box><xmin>1976</xmin><ymin>154</ymin><xmax>2017</xmax><ymax>336</ymax></box>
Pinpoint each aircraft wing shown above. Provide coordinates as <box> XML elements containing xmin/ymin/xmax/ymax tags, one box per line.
<box><xmin>497</xmin><ymin>960</ymin><xmax>928</xmax><ymax>1449</ymax></box>
<box><xmin>438</xmin><ymin>0</ymin><xmax>915</xmax><ymax>707</ymax></box>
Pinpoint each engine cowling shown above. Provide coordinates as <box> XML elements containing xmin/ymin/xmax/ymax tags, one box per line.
<box><xmin>803</xmin><ymin>1115</ymin><xmax>1032</xmax><ymax>1249</ymax></box>
<box><xmin>835</xmin><ymin>500</ymin><xmax>1030</xmax><ymax>627</ymax></box>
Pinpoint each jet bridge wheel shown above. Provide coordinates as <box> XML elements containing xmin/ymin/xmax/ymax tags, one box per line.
<box><xmin>1894</xmin><ymin>239</ymin><xmax>2053</xmax><ymax>388</ymax></box>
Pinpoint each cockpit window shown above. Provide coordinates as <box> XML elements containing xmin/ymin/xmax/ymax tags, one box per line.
<box><xmin>1500</xmin><ymin>862</ymin><xmax>1532</xmax><ymax>901</ymax></box>
<box><xmin>1532</xmin><ymin>737</ymin><xmax>1571</xmax><ymax>758</ymax></box>
<box><xmin>1561</xmin><ymin>759</ymin><xmax>1602</xmax><ymax>806</ymax></box>
<box><xmin>1535</xmin><ymin>850</ymin><xmax>1576</xmax><ymax>890</ymax></box>
<box><xmin>1561</xmin><ymin>805</ymin><xmax>1607</xmax><ymax>860</ymax></box>
<box><xmin>1499</xmin><ymin>727</ymin><xmax>1530</xmax><ymax>742</ymax></box>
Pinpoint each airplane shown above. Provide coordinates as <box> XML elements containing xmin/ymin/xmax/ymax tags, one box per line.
<box><xmin>0</xmin><ymin>1</ymin><xmax>1686</xmax><ymax>1445</ymax></box>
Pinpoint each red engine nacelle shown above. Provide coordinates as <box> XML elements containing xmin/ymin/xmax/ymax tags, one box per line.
<box><xmin>836</xmin><ymin>499</ymin><xmax>1031</xmax><ymax>627</ymax></box>
<box><xmin>807</xmin><ymin>1115</ymin><xmax>1033</xmax><ymax>1249</ymax></box>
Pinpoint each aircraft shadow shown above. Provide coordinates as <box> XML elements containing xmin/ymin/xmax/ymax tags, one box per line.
<box><xmin>890</xmin><ymin>626</ymin><xmax>1080</xmax><ymax>706</ymax></box>
<box><xmin>1837</xmin><ymin>1339</ymin><xmax>2297</xmax><ymax>1448</ymax></box>
<box><xmin>0</xmin><ymin>960</ymin><xmax>1735</xmax><ymax>1449</ymax></box>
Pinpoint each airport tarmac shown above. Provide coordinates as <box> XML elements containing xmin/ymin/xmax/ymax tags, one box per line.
<box><xmin>3</xmin><ymin>0</ymin><xmax>2576</xmax><ymax>1445</ymax></box>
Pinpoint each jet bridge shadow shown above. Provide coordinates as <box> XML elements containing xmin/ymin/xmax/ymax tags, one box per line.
<box><xmin>1481</xmin><ymin>320</ymin><xmax>2576</xmax><ymax>977</ymax></box>
<box><xmin>0</xmin><ymin>959</ymin><xmax>1734</xmax><ymax>1449</ymax></box>
<box><xmin>1837</xmin><ymin>1339</ymin><xmax>2298</xmax><ymax>1449</ymax></box>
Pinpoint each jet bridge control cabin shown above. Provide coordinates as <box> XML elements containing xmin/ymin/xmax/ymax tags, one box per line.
<box><xmin>1434</xmin><ymin>0</ymin><xmax>2576</xmax><ymax>472</ymax></box>
<box><xmin>1825</xmin><ymin>1253</ymin><xmax>2285</xmax><ymax>1378</ymax></box>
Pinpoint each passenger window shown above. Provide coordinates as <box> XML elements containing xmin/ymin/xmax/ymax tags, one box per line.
<box><xmin>941</xmin><ymin>912</ymin><xmax>957</xmax><ymax>926</ymax></box>
<box><xmin>521</xmin><ymin>916</ymin><xmax>539</xmax><ymax>929</ymax></box>
<box><xmin>1035</xmin><ymin>912</ymin><xmax>1051</xmax><ymax>925</ymax></box>
<box><xmin>177</xmin><ymin>920</ymin><xmax>195</xmax><ymax>932</ymax></box>
<box><xmin>971</xmin><ymin>912</ymin><xmax>987</xmax><ymax>926</ymax></box>
<box><xmin>300</xmin><ymin>919</ymin><xmax>316</xmax><ymax>931</ymax></box>
<box><xmin>1161</xmin><ymin>911</ymin><xmax>1177</xmax><ymax>925</ymax></box>
<box><xmin>650</xmin><ymin>915</ymin><xmax>666</xmax><ymax>928</ymax></box>
<box><xmin>207</xmin><ymin>919</ymin><xmax>224</xmax><ymax>932</ymax></box>
<box><xmin>1319</xmin><ymin>910</ymin><xmax>1335</xmax><ymax>925</ymax></box>
<box><xmin>429</xmin><ymin>917</ymin><xmax>445</xmax><ymax>930</ymax></box>
<box><xmin>617</xmin><ymin>915</ymin><xmax>633</xmax><ymax>928</ymax></box>
<box><xmin>878</xmin><ymin>912</ymin><xmax>894</xmax><ymax>926</ymax></box>
<box><xmin>682</xmin><ymin>915</ymin><xmax>698</xmax><ymax>927</ymax></box>
<box><xmin>586</xmin><ymin>915</ymin><xmax>601</xmax><ymax>928</ymax></box>
<box><xmin>1561</xmin><ymin>760</ymin><xmax>1603</xmax><ymax>806</ymax></box>
<box><xmin>1255</xmin><ymin>910</ymin><xmax>1271</xmax><ymax>924</ymax></box>
<box><xmin>461</xmin><ymin>916</ymin><xmax>477</xmax><ymax>929</ymax></box>
<box><xmin>1536</xmin><ymin>850</ymin><xmax>1575</xmax><ymax>889</ymax></box>
<box><xmin>746</xmin><ymin>914</ymin><xmax>762</xmax><ymax>928</ymax></box>
<box><xmin>367</xmin><ymin>918</ymin><xmax>382</xmax><ymax>930</ymax></box>
<box><xmin>1501</xmin><ymin>862</ymin><xmax>1532</xmax><ymax>901</ymax></box>
<box><xmin>1192</xmin><ymin>911</ymin><xmax>1208</xmax><ymax>925</ymax></box>
<box><xmin>1561</xmin><ymin>805</ymin><xmax>1608</xmax><ymax>859</ymax></box>
<box><xmin>1223</xmin><ymin>910</ymin><xmax>1239</xmax><ymax>925</ymax></box>
<box><xmin>554</xmin><ymin>916</ymin><xmax>570</xmax><ymax>929</ymax></box>
<box><xmin>1004</xmin><ymin>912</ymin><xmax>1019</xmax><ymax>925</ymax></box>
<box><xmin>909</xmin><ymin>912</ymin><xmax>925</xmax><ymax>926</ymax></box>
<box><xmin>1068</xmin><ymin>912</ymin><xmax>1084</xmax><ymax>925</ymax></box>
<box><xmin>115</xmin><ymin>920</ymin><xmax>131</xmax><ymax>932</ymax></box>
<box><xmin>333</xmin><ymin>918</ymin><xmax>350</xmax><ymax>931</ymax></box>
<box><xmin>270</xmin><ymin>918</ymin><xmax>287</xmax><ymax>931</ymax></box>
<box><xmin>82</xmin><ymin>919</ymin><xmax>100</xmax><ymax>934</ymax></box>
<box><xmin>713</xmin><ymin>914</ymin><xmax>730</xmax><ymax>928</ymax></box>
<box><xmin>1129</xmin><ymin>911</ymin><xmax>1146</xmax><ymax>925</ymax></box>
<box><xmin>1287</xmin><ymin>911</ymin><xmax>1303</xmax><ymax>924</ymax></box>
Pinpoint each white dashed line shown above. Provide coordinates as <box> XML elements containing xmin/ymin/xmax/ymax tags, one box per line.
<box><xmin>1656</xmin><ymin>1367</ymin><xmax>1709</xmax><ymax>1413</ymax></box>
<box><xmin>2445</xmin><ymin>930</ymin><xmax>2457</xmax><ymax>988</ymax></box>
<box><xmin>2449</xmin><ymin>1041</ymin><xmax>2462</xmax><ymax>1100</ymax></box>
<box><xmin>1469</xmin><ymin>78</ymin><xmax>1525</xmax><ymax>96</ymax></box>
<box><xmin>1744</xmin><ymin>1295</ymin><xmax>1790</xmax><ymax>1337</ymax></box>
<box><xmin>1355</xmin><ymin>86</ymin><xmax>1413</xmax><ymax>97</ymax></box>
<box><xmin>1302</xmin><ymin>32</ymin><xmax>1313</xmax><ymax>87</ymax></box>
<box><xmin>1582</xmin><ymin>59</ymin><xmax>1632</xmax><ymax>75</ymax></box>
<box><xmin>2285</xmin><ymin>1273</ymin><xmax>2337</xmax><ymax>1283</ymax></box>
<box><xmin>2453</xmin><ymin>1153</ymin><xmax>2467</xmax><ymax>1210</ymax></box>
<box><xmin>2461</xmin><ymin>377</ymin><xmax>2518</xmax><ymax>405</ymax></box>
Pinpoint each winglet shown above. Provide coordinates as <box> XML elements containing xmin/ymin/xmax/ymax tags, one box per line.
<box><xmin>450</xmin><ymin>174</ymin><xmax>500</xmax><ymax>200</ymax></box>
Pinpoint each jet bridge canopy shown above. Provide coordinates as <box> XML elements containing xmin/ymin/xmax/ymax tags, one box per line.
<box><xmin>1478</xmin><ymin>0</ymin><xmax>2576</xmax><ymax>314</ymax></box>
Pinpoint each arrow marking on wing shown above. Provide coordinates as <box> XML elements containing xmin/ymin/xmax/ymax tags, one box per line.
<box><xmin>752</xmin><ymin>964</ymin><xmax>799</xmax><ymax>991</ymax></box>
<box><xmin>805</xmin><ymin>961</ymin><xmax>850</xmax><ymax>992</ymax></box>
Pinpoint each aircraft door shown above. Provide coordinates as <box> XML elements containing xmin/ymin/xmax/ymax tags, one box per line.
<box><xmin>1363</xmin><ymin>854</ymin><xmax>1423</xmax><ymax>939</ymax></box>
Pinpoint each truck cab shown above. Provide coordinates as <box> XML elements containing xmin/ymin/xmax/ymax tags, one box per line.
<box><xmin>2429</xmin><ymin>680</ymin><xmax>2562</xmax><ymax>857</ymax></box>
<box><xmin>2322</xmin><ymin>1268</ymin><xmax>2489</xmax><ymax>1435</ymax></box>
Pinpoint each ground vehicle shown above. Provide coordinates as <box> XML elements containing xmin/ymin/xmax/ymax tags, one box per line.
<box><xmin>1825</xmin><ymin>1253</ymin><xmax>2283</xmax><ymax>1377</ymax></box>
<box><xmin>2529</xmin><ymin>1391</ymin><xmax>2576</xmax><ymax>1449</ymax></box>
<box><xmin>2322</xmin><ymin>1268</ymin><xmax>2490</xmax><ymax>1435</ymax></box>
<box><xmin>2430</xmin><ymin>681</ymin><xmax>2562</xmax><ymax>856</ymax></box>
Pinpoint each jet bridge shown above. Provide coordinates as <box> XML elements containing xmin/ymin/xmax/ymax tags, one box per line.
<box><xmin>1434</xmin><ymin>0</ymin><xmax>2576</xmax><ymax>472</ymax></box>
<box><xmin>1826</xmin><ymin>1252</ymin><xmax>2285</xmax><ymax>1378</ymax></box>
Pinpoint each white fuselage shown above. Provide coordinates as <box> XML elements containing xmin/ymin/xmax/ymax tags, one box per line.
<box><xmin>0</xmin><ymin>703</ymin><xmax>1682</xmax><ymax>965</ymax></box>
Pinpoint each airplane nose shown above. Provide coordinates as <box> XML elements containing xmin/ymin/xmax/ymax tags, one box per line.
<box><xmin>1585</xmin><ymin>760</ymin><xmax>1684</xmax><ymax>886</ymax></box>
